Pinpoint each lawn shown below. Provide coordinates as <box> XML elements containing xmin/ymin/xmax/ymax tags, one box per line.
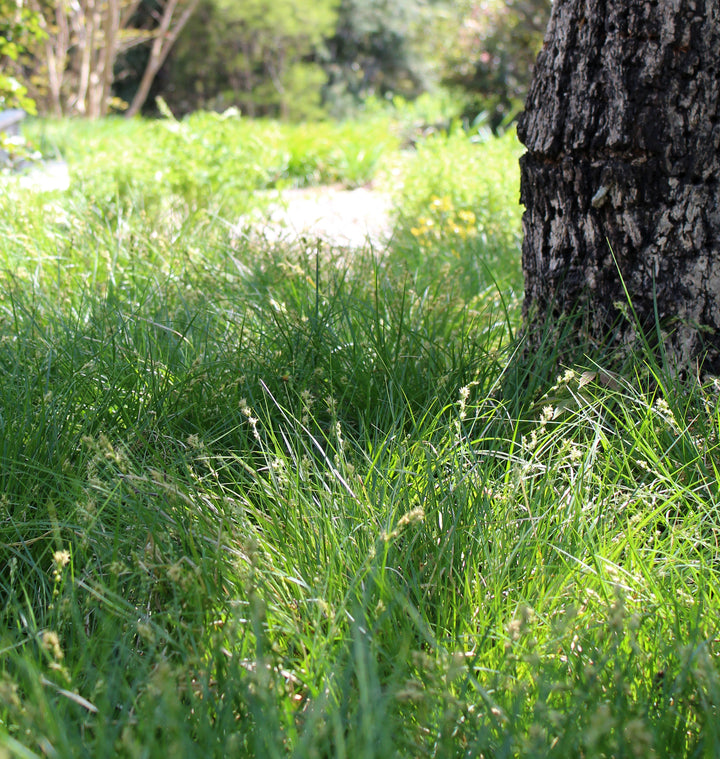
<box><xmin>1</xmin><ymin>110</ymin><xmax>719</xmax><ymax>758</ymax></box>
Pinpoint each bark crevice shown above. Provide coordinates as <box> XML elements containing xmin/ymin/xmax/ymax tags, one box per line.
<box><xmin>518</xmin><ymin>0</ymin><xmax>720</xmax><ymax>370</ymax></box>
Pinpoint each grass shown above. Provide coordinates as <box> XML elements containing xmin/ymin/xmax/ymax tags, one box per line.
<box><xmin>1</xmin><ymin>111</ymin><xmax>719</xmax><ymax>758</ymax></box>
<box><xmin>25</xmin><ymin>110</ymin><xmax>400</xmax><ymax>220</ymax></box>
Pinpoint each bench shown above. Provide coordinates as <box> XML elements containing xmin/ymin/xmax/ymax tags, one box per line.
<box><xmin>0</xmin><ymin>109</ymin><xmax>26</xmax><ymax>137</ymax></box>
<box><xmin>0</xmin><ymin>109</ymin><xmax>27</xmax><ymax>167</ymax></box>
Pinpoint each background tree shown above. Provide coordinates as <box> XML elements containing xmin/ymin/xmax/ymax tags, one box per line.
<box><xmin>518</xmin><ymin>1</ymin><xmax>720</xmax><ymax>370</ymax></box>
<box><xmin>123</xmin><ymin>0</ymin><xmax>199</xmax><ymax>117</ymax></box>
<box><xmin>163</xmin><ymin>0</ymin><xmax>337</xmax><ymax>119</ymax></box>
<box><xmin>163</xmin><ymin>0</ymin><xmax>461</xmax><ymax>119</ymax></box>
<box><xmin>7</xmin><ymin>0</ymin><xmax>557</xmax><ymax>123</ymax></box>
<box><xmin>323</xmin><ymin>0</ymin><xmax>429</xmax><ymax>113</ymax></box>
<box><xmin>16</xmin><ymin>0</ymin><xmax>196</xmax><ymax>117</ymax></box>
<box><xmin>440</xmin><ymin>0</ymin><xmax>551</xmax><ymax>131</ymax></box>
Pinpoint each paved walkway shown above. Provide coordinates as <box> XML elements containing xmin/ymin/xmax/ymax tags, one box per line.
<box><xmin>240</xmin><ymin>184</ymin><xmax>396</xmax><ymax>249</ymax></box>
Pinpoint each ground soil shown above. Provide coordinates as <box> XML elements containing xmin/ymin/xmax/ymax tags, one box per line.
<box><xmin>240</xmin><ymin>184</ymin><xmax>396</xmax><ymax>250</ymax></box>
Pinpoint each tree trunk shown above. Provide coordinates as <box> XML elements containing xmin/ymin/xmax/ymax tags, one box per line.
<box><xmin>99</xmin><ymin>0</ymin><xmax>121</xmax><ymax>117</ymax></box>
<box><xmin>125</xmin><ymin>0</ymin><xmax>199</xmax><ymax>118</ymax></box>
<box><xmin>517</xmin><ymin>1</ymin><xmax>720</xmax><ymax>371</ymax></box>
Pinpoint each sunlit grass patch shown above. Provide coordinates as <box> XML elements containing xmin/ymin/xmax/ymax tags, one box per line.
<box><xmin>1</xmin><ymin>115</ymin><xmax>719</xmax><ymax>757</ymax></box>
<box><xmin>24</xmin><ymin>111</ymin><xmax>400</xmax><ymax>224</ymax></box>
<box><xmin>391</xmin><ymin>128</ymin><xmax>524</xmax><ymax>292</ymax></box>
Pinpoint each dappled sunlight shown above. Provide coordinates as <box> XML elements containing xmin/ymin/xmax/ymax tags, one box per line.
<box><xmin>2</xmin><ymin>90</ymin><xmax>719</xmax><ymax>757</ymax></box>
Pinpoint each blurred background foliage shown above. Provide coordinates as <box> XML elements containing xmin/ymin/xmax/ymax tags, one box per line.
<box><xmin>0</xmin><ymin>0</ymin><xmax>45</xmax><ymax>113</ymax></box>
<box><xmin>2</xmin><ymin>0</ymin><xmax>552</xmax><ymax>127</ymax></box>
<box><xmin>162</xmin><ymin>0</ymin><xmax>552</xmax><ymax>125</ymax></box>
<box><xmin>441</xmin><ymin>0</ymin><xmax>552</xmax><ymax>130</ymax></box>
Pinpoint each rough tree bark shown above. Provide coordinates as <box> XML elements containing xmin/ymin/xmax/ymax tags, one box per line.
<box><xmin>517</xmin><ymin>0</ymin><xmax>720</xmax><ymax>370</ymax></box>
